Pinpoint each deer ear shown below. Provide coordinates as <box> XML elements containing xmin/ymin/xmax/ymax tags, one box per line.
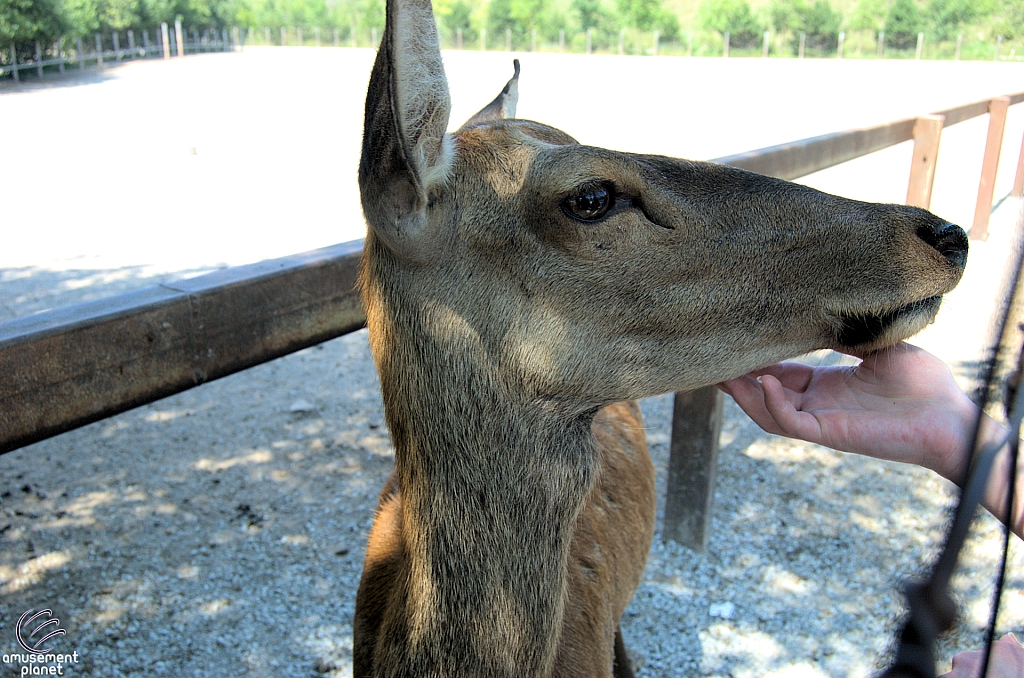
<box><xmin>359</xmin><ymin>0</ymin><xmax>452</xmax><ymax>259</ymax></box>
<box><xmin>459</xmin><ymin>59</ymin><xmax>520</xmax><ymax>131</ymax></box>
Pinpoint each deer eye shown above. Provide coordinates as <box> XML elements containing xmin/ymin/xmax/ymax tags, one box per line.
<box><xmin>562</xmin><ymin>184</ymin><xmax>614</xmax><ymax>221</ymax></box>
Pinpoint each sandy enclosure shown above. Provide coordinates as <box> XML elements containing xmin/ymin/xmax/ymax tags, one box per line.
<box><xmin>2</xmin><ymin>49</ymin><xmax>1024</xmax><ymax>677</ymax></box>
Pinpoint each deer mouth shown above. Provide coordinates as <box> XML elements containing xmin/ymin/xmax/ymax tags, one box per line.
<box><xmin>833</xmin><ymin>296</ymin><xmax>942</xmax><ymax>348</ymax></box>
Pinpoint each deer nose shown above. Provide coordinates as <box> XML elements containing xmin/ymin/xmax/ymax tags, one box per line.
<box><xmin>917</xmin><ymin>222</ymin><xmax>968</xmax><ymax>269</ymax></box>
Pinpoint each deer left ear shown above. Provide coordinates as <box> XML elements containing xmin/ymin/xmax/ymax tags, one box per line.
<box><xmin>459</xmin><ymin>59</ymin><xmax>520</xmax><ymax>131</ymax></box>
<box><xmin>359</xmin><ymin>0</ymin><xmax>452</xmax><ymax>260</ymax></box>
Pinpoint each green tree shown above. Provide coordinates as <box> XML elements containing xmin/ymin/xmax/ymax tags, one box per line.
<box><xmin>800</xmin><ymin>0</ymin><xmax>841</xmax><ymax>49</ymax></box>
<box><xmin>849</xmin><ymin>0</ymin><xmax>886</xmax><ymax>32</ymax></box>
<box><xmin>884</xmin><ymin>0</ymin><xmax>922</xmax><ymax>49</ymax></box>
<box><xmin>1</xmin><ymin>0</ymin><xmax>70</xmax><ymax>54</ymax></box>
<box><xmin>924</xmin><ymin>0</ymin><xmax>975</xmax><ymax>38</ymax></box>
<box><xmin>697</xmin><ymin>0</ymin><xmax>760</xmax><ymax>45</ymax></box>
<box><xmin>572</xmin><ymin>0</ymin><xmax>607</xmax><ymax>31</ymax></box>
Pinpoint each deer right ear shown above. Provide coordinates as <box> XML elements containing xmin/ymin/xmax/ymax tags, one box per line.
<box><xmin>458</xmin><ymin>59</ymin><xmax>520</xmax><ymax>131</ymax></box>
<box><xmin>358</xmin><ymin>0</ymin><xmax>452</xmax><ymax>260</ymax></box>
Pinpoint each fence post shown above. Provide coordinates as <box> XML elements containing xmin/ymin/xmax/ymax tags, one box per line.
<box><xmin>971</xmin><ymin>97</ymin><xmax>1011</xmax><ymax>240</ymax></box>
<box><xmin>837</xmin><ymin>31</ymin><xmax>844</xmax><ymax>58</ymax></box>
<box><xmin>877</xmin><ymin>31</ymin><xmax>884</xmax><ymax>58</ymax></box>
<box><xmin>333</xmin><ymin>28</ymin><xmax>339</xmax><ymax>47</ymax></box>
<box><xmin>95</xmin><ymin>33</ymin><xmax>103</xmax><ymax>65</ymax></box>
<box><xmin>505</xmin><ymin>27</ymin><xmax>511</xmax><ymax>51</ymax></box>
<box><xmin>297</xmin><ymin>27</ymin><xmax>303</xmax><ymax>46</ymax></box>
<box><xmin>78</xmin><ymin>37</ymin><xmax>84</xmax><ymax>68</ymax></box>
<box><xmin>585</xmin><ymin>28</ymin><xmax>591</xmax><ymax>54</ymax></box>
<box><xmin>265</xmin><ymin>27</ymin><xmax>270</xmax><ymax>45</ymax></box>
<box><xmin>315</xmin><ymin>27</ymin><xmax>320</xmax><ymax>47</ymax></box>
<box><xmin>222</xmin><ymin>28</ymin><xmax>228</xmax><ymax>50</ymax></box>
<box><xmin>456</xmin><ymin>28</ymin><xmax>463</xmax><ymax>49</ymax></box>
<box><xmin>995</xmin><ymin>35</ymin><xmax>1002</xmax><ymax>60</ymax></box>
<box><xmin>723</xmin><ymin>31</ymin><xmax>729</xmax><ymax>58</ymax></box>
<box><xmin>113</xmin><ymin>32</ymin><xmax>120</xmax><ymax>61</ymax></box>
<box><xmin>480</xmin><ymin>28</ymin><xmax>486</xmax><ymax>51</ymax></box>
<box><xmin>128</xmin><ymin>30</ymin><xmax>135</xmax><ymax>55</ymax></box>
<box><xmin>234</xmin><ymin>27</ymin><xmax>241</xmax><ymax>51</ymax></box>
<box><xmin>281</xmin><ymin>26</ymin><xmax>286</xmax><ymax>46</ymax></box>
<box><xmin>196</xmin><ymin>29</ymin><xmax>202</xmax><ymax>52</ymax></box>
<box><xmin>58</xmin><ymin>38</ymin><xmax>65</xmax><ymax>72</ymax></box>
<box><xmin>763</xmin><ymin>30</ymin><xmax>769</xmax><ymax>58</ymax></box>
<box><xmin>161</xmin><ymin>23</ymin><xmax>170</xmax><ymax>59</ymax></box>
<box><xmin>906</xmin><ymin>115</ymin><xmax>944</xmax><ymax>209</ymax></box>
<box><xmin>688</xmin><ymin>30</ymin><xmax>693</xmax><ymax>57</ymax></box>
<box><xmin>175</xmin><ymin>19</ymin><xmax>184</xmax><ymax>56</ymax></box>
<box><xmin>915</xmin><ymin>32</ymin><xmax>923</xmax><ymax>59</ymax></box>
<box><xmin>1012</xmin><ymin>130</ymin><xmax>1024</xmax><ymax>198</ymax></box>
<box><xmin>653</xmin><ymin>29</ymin><xmax>659</xmax><ymax>56</ymax></box>
<box><xmin>799</xmin><ymin>31</ymin><xmax>806</xmax><ymax>58</ymax></box>
<box><xmin>9</xmin><ymin>44</ymin><xmax>17</xmax><ymax>82</ymax></box>
<box><xmin>663</xmin><ymin>387</ymin><xmax>724</xmax><ymax>552</ymax></box>
<box><xmin>372</xmin><ymin>28</ymin><xmax>378</xmax><ymax>46</ymax></box>
<box><xmin>35</xmin><ymin>40</ymin><xmax>42</xmax><ymax>78</ymax></box>
<box><xmin>619</xmin><ymin>28</ymin><xmax>624</xmax><ymax>55</ymax></box>
<box><xmin>559</xmin><ymin>29</ymin><xmax>564</xmax><ymax>53</ymax></box>
<box><xmin>955</xmin><ymin>34</ymin><xmax>962</xmax><ymax>60</ymax></box>
<box><xmin>531</xmin><ymin>28</ymin><xmax>536</xmax><ymax>52</ymax></box>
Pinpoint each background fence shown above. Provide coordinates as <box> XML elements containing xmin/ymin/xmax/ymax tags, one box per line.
<box><xmin>1</xmin><ymin>23</ymin><xmax>239</xmax><ymax>82</ymax></box>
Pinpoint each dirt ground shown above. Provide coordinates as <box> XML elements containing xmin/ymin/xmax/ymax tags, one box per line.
<box><xmin>2</xmin><ymin>49</ymin><xmax>1024</xmax><ymax>677</ymax></box>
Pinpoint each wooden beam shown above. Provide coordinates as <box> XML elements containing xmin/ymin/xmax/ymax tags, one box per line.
<box><xmin>0</xmin><ymin>240</ymin><xmax>365</xmax><ymax>455</ymax></box>
<box><xmin>971</xmin><ymin>96</ymin><xmax>1011</xmax><ymax>240</ymax></box>
<box><xmin>662</xmin><ymin>387</ymin><xmax>724</xmax><ymax>551</ymax></box>
<box><xmin>906</xmin><ymin>115</ymin><xmax>945</xmax><ymax>209</ymax></box>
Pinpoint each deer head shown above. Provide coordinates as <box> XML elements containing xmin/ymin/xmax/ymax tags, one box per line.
<box><xmin>358</xmin><ymin>0</ymin><xmax>966</xmax><ymax>413</ymax></box>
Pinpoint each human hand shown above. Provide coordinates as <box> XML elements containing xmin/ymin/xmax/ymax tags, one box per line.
<box><xmin>938</xmin><ymin>633</ymin><xmax>1024</xmax><ymax>678</ymax></box>
<box><xmin>717</xmin><ymin>343</ymin><xmax>979</xmax><ymax>483</ymax></box>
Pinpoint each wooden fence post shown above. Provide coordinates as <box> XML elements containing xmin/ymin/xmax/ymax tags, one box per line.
<box><xmin>906</xmin><ymin>115</ymin><xmax>944</xmax><ymax>209</ymax></box>
<box><xmin>113</xmin><ymin>32</ymin><xmax>120</xmax><ymax>61</ymax></box>
<box><xmin>878</xmin><ymin>31</ymin><xmax>884</xmax><ymax>58</ymax></box>
<box><xmin>128</xmin><ymin>30</ymin><xmax>135</xmax><ymax>55</ymax></box>
<box><xmin>297</xmin><ymin>27</ymin><xmax>303</xmax><ymax>46</ymax></box>
<box><xmin>837</xmin><ymin>31</ymin><xmax>844</xmax><ymax>58</ymax></box>
<box><xmin>58</xmin><ymin>38</ymin><xmax>65</xmax><ymax>72</ymax></box>
<box><xmin>281</xmin><ymin>26</ymin><xmax>287</xmax><ymax>46</ymax></box>
<box><xmin>95</xmin><ymin>33</ymin><xmax>103</xmax><ymax>65</ymax></box>
<box><xmin>799</xmin><ymin>32</ymin><xmax>806</xmax><ymax>58</ymax></box>
<box><xmin>480</xmin><ymin>28</ymin><xmax>486</xmax><ymax>51</ymax></box>
<box><xmin>10</xmin><ymin>45</ymin><xmax>18</xmax><ymax>82</ymax></box>
<box><xmin>161</xmin><ymin>22</ymin><xmax>170</xmax><ymax>59</ymax></box>
<box><xmin>653</xmin><ymin>29</ymin><xmax>659</xmax><ymax>56</ymax></box>
<box><xmin>506</xmin><ymin>27</ymin><xmax>511</xmax><ymax>51</ymax></box>
<box><xmin>175</xmin><ymin>19</ymin><xmax>184</xmax><ymax>56</ymax></box>
<box><xmin>315</xmin><ymin>27</ymin><xmax>320</xmax><ymax>47</ymax></box>
<box><xmin>531</xmin><ymin>28</ymin><xmax>536</xmax><ymax>52</ymax></box>
<box><xmin>1013</xmin><ymin>130</ymin><xmax>1024</xmax><ymax>199</ymax></box>
<box><xmin>955</xmin><ymin>34</ymin><xmax>962</xmax><ymax>60</ymax></box>
<box><xmin>971</xmin><ymin>96</ymin><xmax>1010</xmax><ymax>240</ymax></box>
<box><xmin>35</xmin><ymin>40</ymin><xmax>43</xmax><ymax>78</ymax></box>
<box><xmin>619</xmin><ymin>28</ymin><xmax>624</xmax><ymax>55</ymax></box>
<box><xmin>663</xmin><ymin>386</ymin><xmax>724</xmax><ymax>551</ymax></box>
<box><xmin>763</xmin><ymin>30</ymin><xmax>769</xmax><ymax>58</ymax></box>
<box><xmin>915</xmin><ymin>32</ymin><xmax>923</xmax><ymax>60</ymax></box>
<box><xmin>559</xmin><ymin>29</ymin><xmax>564</xmax><ymax>53</ymax></box>
<box><xmin>585</xmin><ymin>28</ymin><xmax>591</xmax><ymax>54</ymax></box>
<box><xmin>78</xmin><ymin>37</ymin><xmax>84</xmax><ymax>68</ymax></box>
<box><xmin>457</xmin><ymin>28</ymin><xmax>463</xmax><ymax>49</ymax></box>
<box><xmin>723</xmin><ymin>31</ymin><xmax>729</xmax><ymax>58</ymax></box>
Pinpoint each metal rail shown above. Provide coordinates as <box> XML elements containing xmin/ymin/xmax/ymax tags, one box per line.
<box><xmin>1</xmin><ymin>91</ymin><xmax>1022</xmax><ymax>458</ymax></box>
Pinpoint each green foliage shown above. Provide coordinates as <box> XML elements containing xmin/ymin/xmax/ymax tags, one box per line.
<box><xmin>0</xmin><ymin>0</ymin><xmax>70</xmax><ymax>50</ymax></box>
<box><xmin>884</xmin><ymin>0</ymin><xmax>923</xmax><ymax>49</ymax></box>
<box><xmin>849</xmin><ymin>0</ymin><xmax>886</xmax><ymax>32</ymax></box>
<box><xmin>924</xmin><ymin>0</ymin><xmax>975</xmax><ymax>39</ymax></box>
<box><xmin>697</xmin><ymin>0</ymin><xmax>761</xmax><ymax>45</ymax></box>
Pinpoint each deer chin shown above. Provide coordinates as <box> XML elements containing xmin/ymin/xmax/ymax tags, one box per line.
<box><xmin>829</xmin><ymin>295</ymin><xmax>943</xmax><ymax>353</ymax></box>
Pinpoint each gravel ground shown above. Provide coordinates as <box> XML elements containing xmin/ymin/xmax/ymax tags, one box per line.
<box><xmin>2</xmin><ymin>52</ymin><xmax>1024</xmax><ymax>677</ymax></box>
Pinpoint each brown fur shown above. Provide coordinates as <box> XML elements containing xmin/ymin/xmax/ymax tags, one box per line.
<box><xmin>352</xmin><ymin>0</ymin><xmax>968</xmax><ymax>675</ymax></box>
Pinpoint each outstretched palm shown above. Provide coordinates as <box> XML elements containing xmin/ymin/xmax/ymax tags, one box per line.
<box><xmin>718</xmin><ymin>343</ymin><xmax>977</xmax><ymax>481</ymax></box>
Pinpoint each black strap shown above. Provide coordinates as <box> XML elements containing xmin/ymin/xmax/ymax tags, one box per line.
<box><xmin>879</xmin><ymin>207</ymin><xmax>1024</xmax><ymax>678</ymax></box>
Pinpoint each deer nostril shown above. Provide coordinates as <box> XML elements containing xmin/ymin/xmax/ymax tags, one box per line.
<box><xmin>917</xmin><ymin>222</ymin><xmax>968</xmax><ymax>269</ymax></box>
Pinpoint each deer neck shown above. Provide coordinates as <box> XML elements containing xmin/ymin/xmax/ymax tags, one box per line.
<box><xmin>364</xmin><ymin>259</ymin><xmax>599</xmax><ymax>676</ymax></box>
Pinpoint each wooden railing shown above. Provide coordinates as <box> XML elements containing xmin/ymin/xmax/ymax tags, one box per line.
<box><xmin>2</xmin><ymin>91</ymin><xmax>1023</xmax><ymax>550</ymax></box>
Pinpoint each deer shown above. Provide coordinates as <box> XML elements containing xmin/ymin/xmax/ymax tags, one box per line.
<box><xmin>352</xmin><ymin>0</ymin><xmax>969</xmax><ymax>675</ymax></box>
